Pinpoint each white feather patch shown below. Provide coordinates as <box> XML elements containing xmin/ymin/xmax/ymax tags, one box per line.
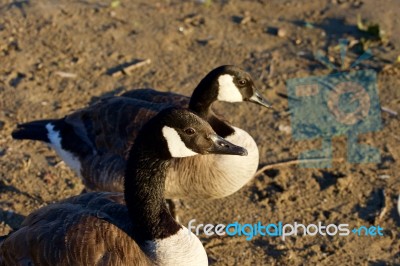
<box><xmin>46</xmin><ymin>123</ymin><xmax>82</xmax><ymax>175</ymax></box>
<box><xmin>398</xmin><ymin>195</ymin><xmax>400</xmax><ymax>218</ymax></box>
<box><xmin>144</xmin><ymin>227</ymin><xmax>208</xmax><ymax>266</ymax></box>
<box><xmin>162</xmin><ymin>126</ymin><xmax>198</xmax><ymax>158</ymax></box>
<box><xmin>217</xmin><ymin>74</ymin><xmax>243</xmax><ymax>102</ymax></box>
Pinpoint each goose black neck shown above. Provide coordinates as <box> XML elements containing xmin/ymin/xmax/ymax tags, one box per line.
<box><xmin>124</xmin><ymin>128</ymin><xmax>181</xmax><ymax>244</ymax></box>
<box><xmin>189</xmin><ymin>82</ymin><xmax>218</xmax><ymax>117</ymax></box>
<box><xmin>189</xmin><ymin>67</ymin><xmax>236</xmax><ymax>138</ymax></box>
<box><xmin>188</xmin><ymin>69</ymin><xmax>221</xmax><ymax>117</ymax></box>
<box><xmin>207</xmin><ymin>114</ymin><xmax>235</xmax><ymax>138</ymax></box>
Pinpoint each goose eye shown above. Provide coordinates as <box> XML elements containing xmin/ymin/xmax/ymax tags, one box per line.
<box><xmin>184</xmin><ymin>128</ymin><xmax>196</xmax><ymax>135</ymax></box>
<box><xmin>238</xmin><ymin>79</ymin><xmax>247</xmax><ymax>86</ymax></box>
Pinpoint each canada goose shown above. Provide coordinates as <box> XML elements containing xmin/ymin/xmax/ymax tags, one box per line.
<box><xmin>0</xmin><ymin>108</ymin><xmax>247</xmax><ymax>266</ymax></box>
<box><xmin>12</xmin><ymin>65</ymin><xmax>272</xmax><ymax>199</ymax></box>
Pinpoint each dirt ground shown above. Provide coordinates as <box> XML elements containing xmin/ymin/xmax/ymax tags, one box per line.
<box><xmin>0</xmin><ymin>0</ymin><xmax>399</xmax><ymax>265</ymax></box>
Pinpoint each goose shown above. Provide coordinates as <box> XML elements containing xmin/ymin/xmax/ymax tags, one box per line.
<box><xmin>12</xmin><ymin>65</ymin><xmax>272</xmax><ymax>199</ymax></box>
<box><xmin>0</xmin><ymin>108</ymin><xmax>247</xmax><ymax>266</ymax></box>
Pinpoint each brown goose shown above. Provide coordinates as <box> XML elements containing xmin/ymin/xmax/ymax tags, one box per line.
<box><xmin>12</xmin><ymin>65</ymin><xmax>272</xmax><ymax>199</ymax></box>
<box><xmin>0</xmin><ymin>108</ymin><xmax>247</xmax><ymax>266</ymax></box>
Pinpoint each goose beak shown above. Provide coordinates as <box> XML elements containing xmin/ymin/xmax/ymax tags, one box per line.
<box><xmin>207</xmin><ymin>134</ymin><xmax>248</xmax><ymax>156</ymax></box>
<box><xmin>248</xmin><ymin>91</ymin><xmax>273</xmax><ymax>109</ymax></box>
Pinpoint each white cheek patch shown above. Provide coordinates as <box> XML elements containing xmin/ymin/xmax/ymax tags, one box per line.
<box><xmin>162</xmin><ymin>126</ymin><xmax>198</xmax><ymax>158</ymax></box>
<box><xmin>217</xmin><ymin>74</ymin><xmax>243</xmax><ymax>102</ymax></box>
<box><xmin>46</xmin><ymin>123</ymin><xmax>82</xmax><ymax>174</ymax></box>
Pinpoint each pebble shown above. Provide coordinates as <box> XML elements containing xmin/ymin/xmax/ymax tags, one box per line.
<box><xmin>294</xmin><ymin>39</ymin><xmax>302</xmax><ymax>45</ymax></box>
<box><xmin>277</xmin><ymin>28</ymin><xmax>287</xmax><ymax>38</ymax></box>
<box><xmin>278</xmin><ymin>124</ymin><xmax>291</xmax><ymax>134</ymax></box>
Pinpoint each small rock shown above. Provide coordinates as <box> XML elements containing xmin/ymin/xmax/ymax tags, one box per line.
<box><xmin>277</xmin><ymin>28</ymin><xmax>287</xmax><ymax>37</ymax></box>
<box><xmin>178</xmin><ymin>26</ymin><xmax>193</xmax><ymax>35</ymax></box>
<box><xmin>232</xmin><ymin>12</ymin><xmax>252</xmax><ymax>25</ymax></box>
<box><xmin>42</xmin><ymin>172</ymin><xmax>57</xmax><ymax>185</ymax></box>
<box><xmin>240</xmin><ymin>12</ymin><xmax>252</xmax><ymax>25</ymax></box>
<box><xmin>196</xmin><ymin>36</ymin><xmax>214</xmax><ymax>46</ymax></box>
<box><xmin>0</xmin><ymin>222</ymin><xmax>12</xmax><ymax>236</ymax></box>
<box><xmin>183</xmin><ymin>14</ymin><xmax>205</xmax><ymax>27</ymax></box>
<box><xmin>278</xmin><ymin>124</ymin><xmax>291</xmax><ymax>134</ymax></box>
<box><xmin>352</xmin><ymin>0</ymin><xmax>363</xmax><ymax>8</ymax></box>
<box><xmin>276</xmin><ymin>244</ymin><xmax>286</xmax><ymax>250</ymax></box>
<box><xmin>337</xmin><ymin>177</ymin><xmax>351</xmax><ymax>190</ymax></box>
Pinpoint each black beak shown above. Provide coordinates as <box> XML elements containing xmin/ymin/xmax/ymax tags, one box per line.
<box><xmin>207</xmin><ymin>134</ymin><xmax>248</xmax><ymax>156</ymax></box>
<box><xmin>248</xmin><ymin>91</ymin><xmax>273</xmax><ymax>109</ymax></box>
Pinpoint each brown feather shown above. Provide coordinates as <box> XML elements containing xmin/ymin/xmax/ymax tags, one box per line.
<box><xmin>0</xmin><ymin>192</ymin><xmax>153</xmax><ymax>266</ymax></box>
<box><xmin>121</xmin><ymin>89</ymin><xmax>191</xmax><ymax>106</ymax></box>
<box><xmin>65</xmin><ymin>97</ymin><xmax>168</xmax><ymax>158</ymax></box>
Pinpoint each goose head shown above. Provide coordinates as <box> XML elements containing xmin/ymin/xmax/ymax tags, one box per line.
<box><xmin>159</xmin><ymin>108</ymin><xmax>248</xmax><ymax>158</ymax></box>
<box><xmin>189</xmin><ymin>65</ymin><xmax>272</xmax><ymax>114</ymax></box>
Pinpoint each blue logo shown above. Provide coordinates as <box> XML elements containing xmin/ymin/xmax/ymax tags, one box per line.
<box><xmin>286</xmin><ymin>39</ymin><xmax>382</xmax><ymax>168</ymax></box>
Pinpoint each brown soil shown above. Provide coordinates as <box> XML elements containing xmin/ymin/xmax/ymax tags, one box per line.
<box><xmin>0</xmin><ymin>0</ymin><xmax>399</xmax><ymax>265</ymax></box>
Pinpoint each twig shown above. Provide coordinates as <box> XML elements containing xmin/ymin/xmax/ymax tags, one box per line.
<box><xmin>381</xmin><ymin>106</ymin><xmax>398</xmax><ymax>116</ymax></box>
<box><xmin>55</xmin><ymin>71</ymin><xmax>77</xmax><ymax>78</ymax></box>
<box><xmin>268</xmin><ymin>60</ymin><xmax>275</xmax><ymax>78</ymax></box>
<box><xmin>377</xmin><ymin>189</ymin><xmax>387</xmax><ymax>222</ymax></box>
<box><xmin>108</xmin><ymin>59</ymin><xmax>151</xmax><ymax>77</ymax></box>
<box><xmin>390</xmin><ymin>133</ymin><xmax>400</xmax><ymax>142</ymax></box>
<box><xmin>122</xmin><ymin>59</ymin><xmax>151</xmax><ymax>75</ymax></box>
<box><xmin>258</xmin><ymin>68</ymin><xmax>266</xmax><ymax>81</ymax></box>
<box><xmin>254</xmin><ymin>157</ymin><xmax>345</xmax><ymax>177</ymax></box>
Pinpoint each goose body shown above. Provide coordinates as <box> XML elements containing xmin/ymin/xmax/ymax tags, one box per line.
<box><xmin>12</xmin><ymin>65</ymin><xmax>271</xmax><ymax>199</ymax></box>
<box><xmin>1</xmin><ymin>108</ymin><xmax>247</xmax><ymax>265</ymax></box>
<box><xmin>165</xmin><ymin>126</ymin><xmax>258</xmax><ymax>199</ymax></box>
<box><xmin>0</xmin><ymin>193</ymin><xmax>205</xmax><ymax>266</ymax></box>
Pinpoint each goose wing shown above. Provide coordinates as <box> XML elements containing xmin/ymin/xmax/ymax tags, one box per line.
<box><xmin>62</xmin><ymin>97</ymin><xmax>173</xmax><ymax>192</ymax></box>
<box><xmin>64</xmin><ymin>97</ymin><xmax>169</xmax><ymax>158</ymax></box>
<box><xmin>0</xmin><ymin>192</ymin><xmax>153</xmax><ymax>266</ymax></box>
<box><xmin>81</xmin><ymin>153</ymin><xmax>126</xmax><ymax>192</ymax></box>
<box><xmin>121</xmin><ymin>88</ymin><xmax>190</xmax><ymax>106</ymax></box>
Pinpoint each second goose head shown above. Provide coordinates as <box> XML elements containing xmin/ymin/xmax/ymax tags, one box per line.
<box><xmin>189</xmin><ymin>65</ymin><xmax>272</xmax><ymax>115</ymax></box>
